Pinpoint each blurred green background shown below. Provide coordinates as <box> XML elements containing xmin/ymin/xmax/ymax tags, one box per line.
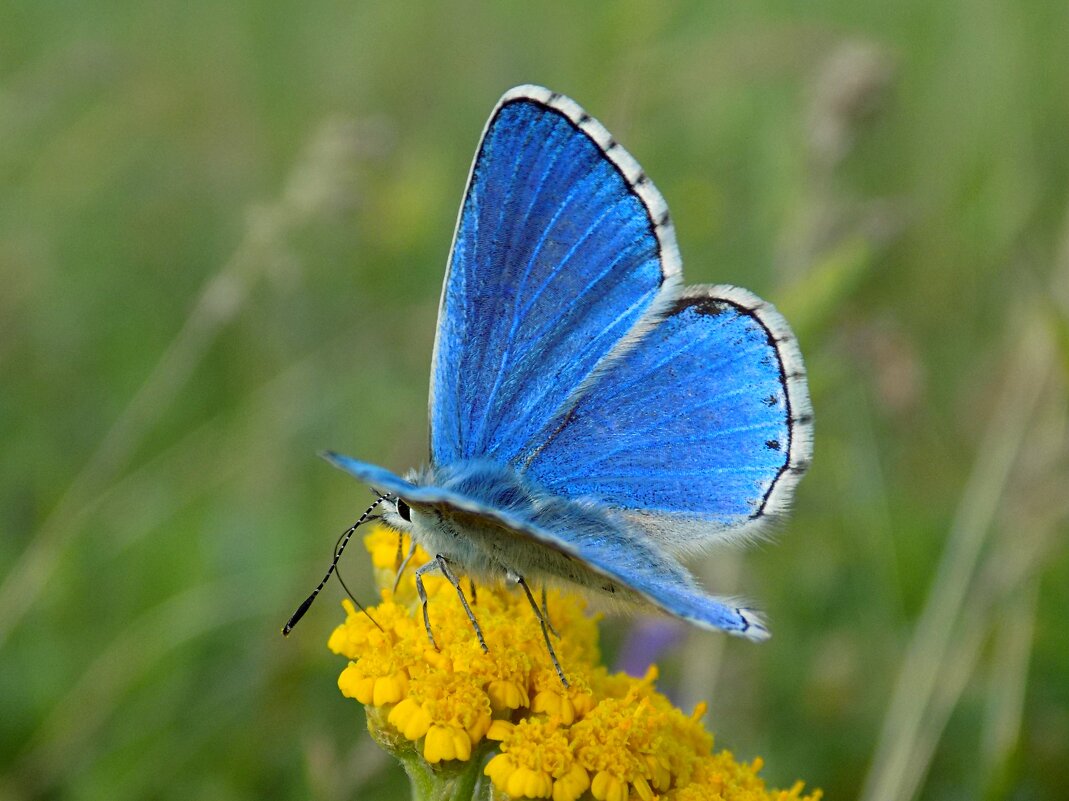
<box><xmin>2</xmin><ymin>1</ymin><xmax>1068</xmax><ymax>799</ymax></box>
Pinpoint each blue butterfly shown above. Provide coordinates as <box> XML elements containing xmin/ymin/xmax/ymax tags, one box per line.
<box><xmin>292</xmin><ymin>86</ymin><xmax>812</xmax><ymax>680</ymax></box>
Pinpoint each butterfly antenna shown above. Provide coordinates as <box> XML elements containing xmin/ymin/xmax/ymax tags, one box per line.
<box><xmin>333</xmin><ymin>514</ymin><xmax>383</xmax><ymax>631</ymax></box>
<box><xmin>282</xmin><ymin>494</ymin><xmax>387</xmax><ymax>636</ymax></box>
<box><xmin>334</xmin><ymin>564</ymin><xmax>382</xmax><ymax>632</ymax></box>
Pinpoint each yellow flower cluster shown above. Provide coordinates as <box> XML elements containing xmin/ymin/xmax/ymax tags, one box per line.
<box><xmin>328</xmin><ymin>525</ymin><xmax>820</xmax><ymax>801</ymax></box>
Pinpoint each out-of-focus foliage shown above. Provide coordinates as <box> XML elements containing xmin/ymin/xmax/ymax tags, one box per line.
<box><xmin>1</xmin><ymin>2</ymin><xmax>1067</xmax><ymax>800</ymax></box>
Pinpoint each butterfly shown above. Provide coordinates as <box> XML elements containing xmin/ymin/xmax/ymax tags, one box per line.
<box><xmin>286</xmin><ymin>86</ymin><xmax>812</xmax><ymax>682</ymax></box>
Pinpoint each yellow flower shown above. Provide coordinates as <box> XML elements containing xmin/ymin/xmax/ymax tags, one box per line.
<box><xmin>387</xmin><ymin>669</ymin><xmax>493</xmax><ymax>763</ymax></box>
<box><xmin>327</xmin><ymin>524</ymin><xmax>820</xmax><ymax>801</ymax></box>
<box><xmin>485</xmin><ymin>718</ymin><xmax>588</xmax><ymax>801</ymax></box>
<box><xmin>667</xmin><ymin>754</ymin><xmax>822</xmax><ymax>801</ymax></box>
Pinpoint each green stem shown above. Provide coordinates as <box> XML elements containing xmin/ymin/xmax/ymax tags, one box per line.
<box><xmin>400</xmin><ymin>753</ymin><xmax>486</xmax><ymax>801</ymax></box>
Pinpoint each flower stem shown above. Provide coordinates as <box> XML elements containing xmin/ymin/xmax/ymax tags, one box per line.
<box><xmin>400</xmin><ymin>754</ymin><xmax>485</xmax><ymax>801</ymax></box>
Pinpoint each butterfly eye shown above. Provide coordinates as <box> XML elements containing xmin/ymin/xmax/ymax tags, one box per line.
<box><xmin>396</xmin><ymin>498</ymin><xmax>412</xmax><ymax>522</ymax></box>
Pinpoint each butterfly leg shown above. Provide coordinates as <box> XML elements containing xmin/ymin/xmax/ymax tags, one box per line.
<box><xmin>413</xmin><ymin>561</ymin><xmax>440</xmax><ymax>650</ymax></box>
<box><xmin>392</xmin><ymin>538</ymin><xmax>418</xmax><ymax>594</ymax></box>
<box><xmin>508</xmin><ymin>569</ymin><xmax>569</xmax><ymax>688</ymax></box>
<box><xmin>414</xmin><ymin>555</ymin><xmax>489</xmax><ymax>653</ymax></box>
<box><xmin>540</xmin><ymin>585</ymin><xmax>560</xmax><ymax>639</ymax></box>
<box><xmin>436</xmin><ymin>555</ymin><xmax>488</xmax><ymax>652</ymax></box>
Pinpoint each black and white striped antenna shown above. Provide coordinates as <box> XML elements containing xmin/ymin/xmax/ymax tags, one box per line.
<box><xmin>282</xmin><ymin>493</ymin><xmax>387</xmax><ymax>636</ymax></box>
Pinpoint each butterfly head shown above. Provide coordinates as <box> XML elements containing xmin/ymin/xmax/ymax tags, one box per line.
<box><xmin>381</xmin><ymin>495</ymin><xmax>416</xmax><ymax>532</ymax></box>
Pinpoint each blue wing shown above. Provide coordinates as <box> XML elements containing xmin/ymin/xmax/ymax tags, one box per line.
<box><xmin>323</xmin><ymin>452</ymin><xmax>767</xmax><ymax>640</ymax></box>
<box><xmin>523</xmin><ymin>285</ymin><xmax>813</xmax><ymax>545</ymax></box>
<box><xmin>430</xmin><ymin>85</ymin><xmax>682</xmax><ymax>467</ymax></box>
<box><xmin>321</xmin><ymin>453</ymin><xmax>422</xmax><ymax>499</ymax></box>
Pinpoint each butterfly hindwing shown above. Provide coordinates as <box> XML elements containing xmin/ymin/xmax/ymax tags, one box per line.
<box><xmin>430</xmin><ymin>86</ymin><xmax>681</xmax><ymax>468</ymax></box>
<box><xmin>524</xmin><ymin>285</ymin><xmax>813</xmax><ymax>545</ymax></box>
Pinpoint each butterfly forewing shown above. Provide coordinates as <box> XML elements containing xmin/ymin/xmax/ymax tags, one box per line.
<box><xmin>430</xmin><ymin>86</ymin><xmax>680</xmax><ymax>468</ymax></box>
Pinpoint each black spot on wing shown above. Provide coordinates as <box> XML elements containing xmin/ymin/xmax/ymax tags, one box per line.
<box><xmin>669</xmin><ymin>295</ymin><xmax>727</xmax><ymax>317</ymax></box>
<box><xmin>683</xmin><ymin>293</ymin><xmax>799</xmax><ymax>518</ymax></box>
